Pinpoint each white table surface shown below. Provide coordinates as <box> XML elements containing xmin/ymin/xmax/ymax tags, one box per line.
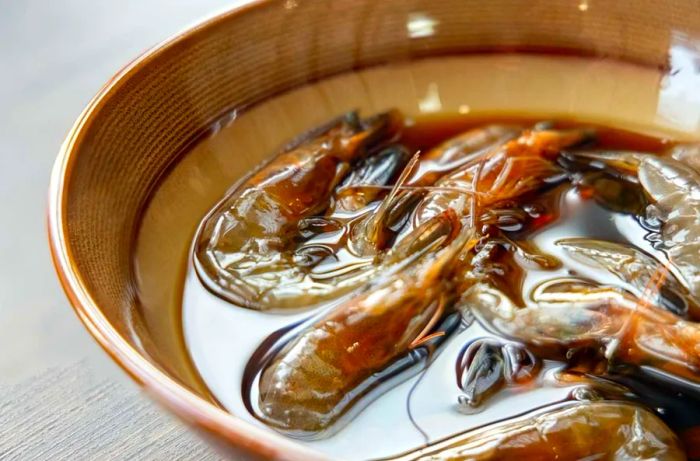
<box><xmin>0</xmin><ymin>2</ymin><xmax>247</xmax><ymax>459</ymax></box>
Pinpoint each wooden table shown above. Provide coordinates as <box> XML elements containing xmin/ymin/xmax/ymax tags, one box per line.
<box><xmin>0</xmin><ymin>2</ymin><xmax>243</xmax><ymax>459</ymax></box>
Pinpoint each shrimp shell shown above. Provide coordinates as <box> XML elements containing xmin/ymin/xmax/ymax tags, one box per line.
<box><xmin>413</xmin><ymin>128</ymin><xmax>593</xmax><ymax>226</ymax></box>
<box><xmin>392</xmin><ymin>401</ymin><xmax>685</xmax><ymax>461</ymax></box>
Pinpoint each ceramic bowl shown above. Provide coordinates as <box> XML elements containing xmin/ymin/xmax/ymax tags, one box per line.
<box><xmin>49</xmin><ymin>1</ymin><xmax>700</xmax><ymax>459</ymax></box>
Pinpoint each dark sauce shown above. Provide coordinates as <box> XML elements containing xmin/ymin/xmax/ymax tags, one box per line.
<box><xmin>399</xmin><ymin>114</ymin><xmax>670</xmax><ymax>153</ymax></box>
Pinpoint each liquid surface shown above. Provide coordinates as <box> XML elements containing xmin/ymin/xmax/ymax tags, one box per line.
<box><xmin>185</xmin><ymin>116</ymin><xmax>700</xmax><ymax>459</ymax></box>
<box><xmin>163</xmin><ymin>54</ymin><xmax>700</xmax><ymax>460</ymax></box>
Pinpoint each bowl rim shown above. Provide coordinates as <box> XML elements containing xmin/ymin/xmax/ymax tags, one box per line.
<box><xmin>47</xmin><ymin>1</ymin><xmax>333</xmax><ymax>459</ymax></box>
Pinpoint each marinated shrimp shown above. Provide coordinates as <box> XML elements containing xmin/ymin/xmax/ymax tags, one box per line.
<box><xmin>344</xmin><ymin>125</ymin><xmax>520</xmax><ymax>256</ymax></box>
<box><xmin>405</xmin><ymin>125</ymin><xmax>521</xmax><ymax>187</ymax></box>
<box><xmin>639</xmin><ymin>156</ymin><xmax>700</xmax><ymax>302</ymax></box>
<box><xmin>411</xmin><ymin>128</ymin><xmax>592</xmax><ymax>227</ymax></box>
<box><xmin>466</xmin><ymin>279</ymin><xmax>700</xmax><ymax>385</ymax></box>
<box><xmin>255</xmin><ymin>124</ymin><xmax>592</xmax><ymax>435</ymax></box>
<box><xmin>194</xmin><ymin>111</ymin><xmax>400</xmax><ymax>310</ymax></box>
<box><xmin>257</xmin><ymin>210</ymin><xmax>474</xmax><ymax>436</ymax></box>
<box><xmin>393</xmin><ymin>402</ymin><xmax>685</xmax><ymax>461</ymax></box>
<box><xmin>556</xmin><ymin>238</ymin><xmax>699</xmax><ymax>318</ymax></box>
<box><xmin>565</xmin><ymin>150</ymin><xmax>700</xmax><ymax>305</ymax></box>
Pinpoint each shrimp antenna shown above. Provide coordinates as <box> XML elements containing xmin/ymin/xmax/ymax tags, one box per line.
<box><xmin>356</xmin><ymin>153</ymin><xmax>422</xmax><ymax>250</ymax></box>
<box><xmin>373</xmin><ymin>152</ymin><xmax>421</xmax><ymax>217</ymax></box>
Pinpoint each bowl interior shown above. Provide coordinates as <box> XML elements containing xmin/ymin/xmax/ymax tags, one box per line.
<box><xmin>51</xmin><ymin>0</ymin><xmax>700</xmax><ymax>458</ymax></box>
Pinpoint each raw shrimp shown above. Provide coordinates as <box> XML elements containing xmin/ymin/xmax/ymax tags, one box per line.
<box><xmin>335</xmin><ymin>125</ymin><xmax>520</xmax><ymax>216</ymax></box>
<box><xmin>194</xmin><ymin>111</ymin><xmax>400</xmax><ymax>311</ymax></box>
<box><xmin>257</xmin><ymin>210</ymin><xmax>475</xmax><ymax>436</ymax></box>
<box><xmin>465</xmin><ymin>279</ymin><xmax>700</xmax><ymax>385</ymax></box>
<box><xmin>563</xmin><ymin>150</ymin><xmax>700</xmax><ymax>303</ymax></box>
<box><xmin>412</xmin><ymin>128</ymin><xmax>593</xmax><ymax>226</ymax></box>
<box><xmin>406</xmin><ymin>125</ymin><xmax>522</xmax><ymax>187</ymax></box>
<box><xmin>336</xmin><ymin>125</ymin><xmax>523</xmax><ymax>257</ymax></box>
<box><xmin>392</xmin><ymin>401</ymin><xmax>685</xmax><ymax>461</ymax></box>
<box><xmin>347</xmin><ymin>125</ymin><xmax>522</xmax><ymax>253</ymax></box>
<box><xmin>556</xmin><ymin>238</ymin><xmax>699</xmax><ymax>318</ymax></box>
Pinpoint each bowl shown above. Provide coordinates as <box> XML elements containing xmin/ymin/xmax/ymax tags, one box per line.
<box><xmin>49</xmin><ymin>1</ymin><xmax>700</xmax><ymax>459</ymax></box>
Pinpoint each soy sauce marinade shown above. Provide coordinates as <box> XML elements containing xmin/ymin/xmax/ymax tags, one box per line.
<box><xmin>194</xmin><ymin>111</ymin><xmax>700</xmax><ymax>460</ymax></box>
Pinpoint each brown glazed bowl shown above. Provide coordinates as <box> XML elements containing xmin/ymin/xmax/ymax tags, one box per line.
<box><xmin>49</xmin><ymin>1</ymin><xmax>700</xmax><ymax>460</ymax></box>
